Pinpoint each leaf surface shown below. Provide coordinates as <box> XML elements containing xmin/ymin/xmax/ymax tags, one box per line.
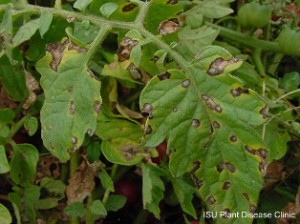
<box><xmin>140</xmin><ymin>50</ymin><xmax>267</xmax><ymax>223</ymax></box>
<box><xmin>36</xmin><ymin>39</ymin><xmax>101</xmax><ymax>162</ymax></box>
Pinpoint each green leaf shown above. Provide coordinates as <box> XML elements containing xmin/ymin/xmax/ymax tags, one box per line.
<box><xmin>140</xmin><ymin>54</ymin><xmax>266</xmax><ymax>223</ymax></box>
<box><xmin>0</xmin><ymin>6</ymin><xmax>13</xmax><ymax>61</ymax></box>
<box><xmin>192</xmin><ymin>0</ymin><xmax>234</xmax><ymax>19</ymax></box>
<box><xmin>0</xmin><ymin>145</ymin><xmax>10</xmax><ymax>174</ymax></box>
<box><xmin>10</xmin><ymin>144</ymin><xmax>39</xmax><ymax>185</ymax></box>
<box><xmin>100</xmin><ymin>2</ymin><xmax>119</xmax><ymax>18</ymax></box>
<box><xmin>89</xmin><ymin>200</ymin><xmax>107</xmax><ymax>216</ymax></box>
<box><xmin>105</xmin><ymin>195</ymin><xmax>126</xmax><ymax>212</ymax></box>
<box><xmin>40</xmin><ymin>177</ymin><xmax>66</xmax><ymax>200</ymax></box>
<box><xmin>86</xmin><ymin>141</ymin><xmax>101</xmax><ymax>162</ymax></box>
<box><xmin>171</xmin><ymin>177</ymin><xmax>196</xmax><ymax>218</ymax></box>
<box><xmin>24</xmin><ymin>117</ymin><xmax>38</xmax><ymax>136</ymax></box>
<box><xmin>64</xmin><ymin>202</ymin><xmax>86</xmax><ymax>217</ymax></box>
<box><xmin>39</xmin><ymin>11</ymin><xmax>53</xmax><ymax>38</ymax></box>
<box><xmin>99</xmin><ymin>169</ymin><xmax>114</xmax><ymax>192</ymax></box>
<box><xmin>144</xmin><ymin>0</ymin><xmax>182</xmax><ymax>34</ymax></box>
<box><xmin>130</xmin><ymin>44</ymin><xmax>142</xmax><ymax>67</ymax></box>
<box><xmin>177</xmin><ymin>26</ymin><xmax>219</xmax><ymax>60</ymax></box>
<box><xmin>280</xmin><ymin>72</ymin><xmax>300</xmax><ymax>92</ymax></box>
<box><xmin>36</xmin><ymin>38</ymin><xmax>101</xmax><ymax>162</ymax></box>
<box><xmin>0</xmin><ymin>203</ymin><xmax>12</xmax><ymax>224</ymax></box>
<box><xmin>0</xmin><ymin>56</ymin><xmax>28</xmax><ymax>101</ymax></box>
<box><xmin>0</xmin><ymin>109</ymin><xmax>15</xmax><ymax>123</ymax></box>
<box><xmin>13</xmin><ymin>19</ymin><xmax>40</xmax><ymax>47</ymax></box>
<box><xmin>142</xmin><ymin>164</ymin><xmax>165</xmax><ymax>219</ymax></box>
<box><xmin>264</xmin><ymin>120</ymin><xmax>291</xmax><ymax>161</ymax></box>
<box><xmin>36</xmin><ymin>198</ymin><xmax>59</xmax><ymax>210</ymax></box>
<box><xmin>74</xmin><ymin>0</ymin><xmax>93</xmax><ymax>12</ymax></box>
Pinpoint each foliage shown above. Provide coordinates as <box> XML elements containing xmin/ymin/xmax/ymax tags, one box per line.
<box><xmin>0</xmin><ymin>0</ymin><xmax>300</xmax><ymax>224</ymax></box>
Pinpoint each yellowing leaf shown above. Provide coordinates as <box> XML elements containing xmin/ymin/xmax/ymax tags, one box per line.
<box><xmin>36</xmin><ymin>38</ymin><xmax>101</xmax><ymax>162</ymax></box>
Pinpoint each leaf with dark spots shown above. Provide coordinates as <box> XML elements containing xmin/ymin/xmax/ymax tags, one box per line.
<box><xmin>223</xmin><ymin>182</ymin><xmax>231</xmax><ymax>190</ymax></box>
<box><xmin>207</xmin><ymin>57</ymin><xmax>242</xmax><ymax>76</ymax></box>
<box><xmin>230</xmin><ymin>135</ymin><xmax>237</xmax><ymax>142</ymax></box>
<box><xmin>230</xmin><ymin>87</ymin><xmax>249</xmax><ymax>97</ymax></box>
<box><xmin>158</xmin><ymin>72</ymin><xmax>171</xmax><ymax>80</ymax></box>
<box><xmin>122</xmin><ymin>3</ymin><xmax>137</xmax><ymax>12</ymax></box>
<box><xmin>207</xmin><ymin>196</ymin><xmax>216</xmax><ymax>205</ymax></box>
<box><xmin>36</xmin><ymin>38</ymin><xmax>101</xmax><ymax>162</ymax></box>
<box><xmin>158</xmin><ymin>19</ymin><xmax>179</xmax><ymax>36</ymax></box>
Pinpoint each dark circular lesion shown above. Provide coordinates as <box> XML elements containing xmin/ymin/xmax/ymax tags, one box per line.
<box><xmin>192</xmin><ymin>119</ymin><xmax>200</xmax><ymax>128</ymax></box>
<box><xmin>229</xmin><ymin>135</ymin><xmax>237</xmax><ymax>142</ymax></box>
<box><xmin>223</xmin><ymin>182</ymin><xmax>231</xmax><ymax>189</ymax></box>
<box><xmin>207</xmin><ymin>196</ymin><xmax>216</xmax><ymax>205</ymax></box>
<box><xmin>122</xmin><ymin>3</ymin><xmax>137</xmax><ymax>12</ymax></box>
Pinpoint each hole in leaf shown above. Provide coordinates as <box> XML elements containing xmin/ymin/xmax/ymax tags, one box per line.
<box><xmin>192</xmin><ymin>119</ymin><xmax>200</xmax><ymax>128</ymax></box>
<box><xmin>69</xmin><ymin>100</ymin><xmax>75</xmax><ymax>115</ymax></box>
<box><xmin>158</xmin><ymin>72</ymin><xmax>171</xmax><ymax>80</ymax></box>
<box><xmin>122</xmin><ymin>3</ymin><xmax>137</xmax><ymax>12</ymax></box>
<box><xmin>230</xmin><ymin>135</ymin><xmax>237</xmax><ymax>142</ymax></box>
<box><xmin>213</xmin><ymin>121</ymin><xmax>221</xmax><ymax>129</ymax></box>
<box><xmin>181</xmin><ymin>79</ymin><xmax>190</xmax><ymax>88</ymax></box>
<box><xmin>260</xmin><ymin>105</ymin><xmax>269</xmax><ymax>118</ymax></box>
<box><xmin>230</xmin><ymin>87</ymin><xmax>249</xmax><ymax>97</ymax></box>
<box><xmin>158</xmin><ymin>19</ymin><xmax>179</xmax><ymax>36</ymax></box>
<box><xmin>223</xmin><ymin>182</ymin><xmax>231</xmax><ymax>189</ymax></box>
<box><xmin>207</xmin><ymin>196</ymin><xmax>216</xmax><ymax>205</ymax></box>
<box><xmin>145</xmin><ymin>125</ymin><xmax>152</xmax><ymax>135</ymax></box>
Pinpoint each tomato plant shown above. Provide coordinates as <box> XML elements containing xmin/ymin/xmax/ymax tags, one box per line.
<box><xmin>0</xmin><ymin>0</ymin><xmax>300</xmax><ymax>224</ymax></box>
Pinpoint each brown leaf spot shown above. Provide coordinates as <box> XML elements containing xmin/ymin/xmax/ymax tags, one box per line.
<box><xmin>122</xmin><ymin>3</ymin><xmax>137</xmax><ymax>12</ymax></box>
<box><xmin>167</xmin><ymin>0</ymin><xmax>178</xmax><ymax>4</ymax></box>
<box><xmin>225</xmin><ymin>162</ymin><xmax>236</xmax><ymax>173</ymax></box>
<box><xmin>215</xmin><ymin>105</ymin><xmax>223</xmax><ymax>113</ymax></box>
<box><xmin>258</xmin><ymin>148</ymin><xmax>267</xmax><ymax>160</ymax></box>
<box><xmin>230</xmin><ymin>87</ymin><xmax>249</xmax><ymax>97</ymax></box>
<box><xmin>259</xmin><ymin>162</ymin><xmax>266</xmax><ymax>173</ymax></box>
<box><xmin>250</xmin><ymin>205</ymin><xmax>257</xmax><ymax>213</ymax></box>
<box><xmin>119</xmin><ymin>144</ymin><xmax>140</xmax><ymax>161</ymax></box>
<box><xmin>207</xmin><ymin>57</ymin><xmax>242</xmax><ymax>76</ymax></box>
<box><xmin>181</xmin><ymin>79</ymin><xmax>190</xmax><ymax>88</ymax></box>
<box><xmin>213</xmin><ymin>121</ymin><xmax>221</xmax><ymax>129</ymax></box>
<box><xmin>158</xmin><ymin>72</ymin><xmax>171</xmax><ymax>80</ymax></box>
<box><xmin>141</xmin><ymin>103</ymin><xmax>153</xmax><ymax>117</ymax></box>
<box><xmin>69</xmin><ymin>100</ymin><xmax>75</xmax><ymax>115</ymax></box>
<box><xmin>172</xmin><ymin>107</ymin><xmax>178</xmax><ymax>112</ymax></box>
<box><xmin>36</xmin><ymin>156</ymin><xmax>60</xmax><ymax>182</ymax></box>
<box><xmin>260</xmin><ymin>105</ymin><xmax>269</xmax><ymax>118</ymax></box>
<box><xmin>190</xmin><ymin>174</ymin><xmax>203</xmax><ymax>189</ymax></box>
<box><xmin>158</xmin><ymin>19</ymin><xmax>179</xmax><ymax>36</ymax></box>
<box><xmin>223</xmin><ymin>182</ymin><xmax>231</xmax><ymax>189</ymax></box>
<box><xmin>217</xmin><ymin>162</ymin><xmax>225</xmax><ymax>172</ymax></box>
<box><xmin>94</xmin><ymin>100</ymin><xmax>101</xmax><ymax>114</ymax></box>
<box><xmin>192</xmin><ymin>119</ymin><xmax>200</xmax><ymax>128</ymax></box>
<box><xmin>201</xmin><ymin>95</ymin><xmax>223</xmax><ymax>112</ymax></box>
<box><xmin>207</xmin><ymin>196</ymin><xmax>216</xmax><ymax>205</ymax></box>
<box><xmin>46</xmin><ymin>40</ymin><xmax>69</xmax><ymax>71</ymax></box>
<box><xmin>191</xmin><ymin>161</ymin><xmax>201</xmax><ymax>172</ymax></box>
<box><xmin>117</xmin><ymin>37</ymin><xmax>138</xmax><ymax>62</ymax></box>
<box><xmin>230</xmin><ymin>135</ymin><xmax>237</xmax><ymax>142</ymax></box>
<box><xmin>245</xmin><ymin>145</ymin><xmax>255</xmax><ymax>154</ymax></box>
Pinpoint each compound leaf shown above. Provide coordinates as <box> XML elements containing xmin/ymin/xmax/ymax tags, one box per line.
<box><xmin>140</xmin><ymin>52</ymin><xmax>267</xmax><ymax>223</ymax></box>
<box><xmin>36</xmin><ymin>38</ymin><xmax>101</xmax><ymax>162</ymax></box>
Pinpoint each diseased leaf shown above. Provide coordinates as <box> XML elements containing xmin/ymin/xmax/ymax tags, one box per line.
<box><xmin>36</xmin><ymin>38</ymin><xmax>101</xmax><ymax>162</ymax></box>
<box><xmin>39</xmin><ymin>11</ymin><xmax>53</xmax><ymax>38</ymax></box>
<box><xmin>0</xmin><ymin>145</ymin><xmax>10</xmax><ymax>174</ymax></box>
<box><xmin>13</xmin><ymin>19</ymin><xmax>40</xmax><ymax>47</ymax></box>
<box><xmin>144</xmin><ymin>0</ymin><xmax>182</xmax><ymax>34</ymax></box>
<box><xmin>140</xmin><ymin>51</ymin><xmax>267</xmax><ymax>223</ymax></box>
<box><xmin>142</xmin><ymin>164</ymin><xmax>165</xmax><ymax>219</ymax></box>
<box><xmin>0</xmin><ymin>203</ymin><xmax>12</xmax><ymax>224</ymax></box>
<box><xmin>10</xmin><ymin>144</ymin><xmax>39</xmax><ymax>185</ymax></box>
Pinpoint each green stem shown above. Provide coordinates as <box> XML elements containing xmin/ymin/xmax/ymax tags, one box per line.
<box><xmin>54</xmin><ymin>0</ymin><xmax>62</xmax><ymax>9</ymax></box>
<box><xmin>133</xmin><ymin>0</ymin><xmax>150</xmax><ymax>27</ymax></box>
<box><xmin>206</xmin><ymin>22</ymin><xmax>281</xmax><ymax>53</ymax></box>
<box><xmin>274</xmin><ymin>89</ymin><xmax>300</xmax><ymax>103</ymax></box>
<box><xmin>5</xmin><ymin>114</ymin><xmax>31</xmax><ymax>144</ymax></box>
<box><xmin>267</xmin><ymin>53</ymin><xmax>283</xmax><ymax>75</ymax></box>
<box><xmin>86</xmin><ymin>196</ymin><xmax>94</xmax><ymax>224</ymax></box>
<box><xmin>252</xmin><ymin>48</ymin><xmax>266</xmax><ymax>77</ymax></box>
<box><xmin>69</xmin><ymin>151</ymin><xmax>80</xmax><ymax>224</ymax></box>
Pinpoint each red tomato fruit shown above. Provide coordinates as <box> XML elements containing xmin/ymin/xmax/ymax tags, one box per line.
<box><xmin>114</xmin><ymin>179</ymin><xmax>139</xmax><ymax>206</ymax></box>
